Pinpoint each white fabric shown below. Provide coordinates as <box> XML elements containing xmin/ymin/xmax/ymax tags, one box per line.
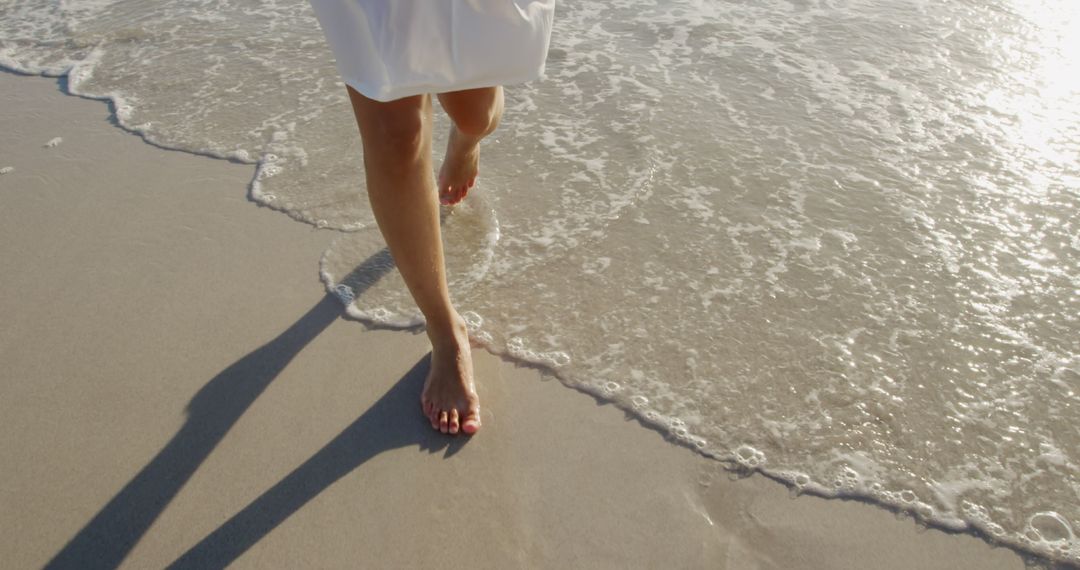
<box><xmin>309</xmin><ymin>0</ymin><xmax>555</xmax><ymax>101</ymax></box>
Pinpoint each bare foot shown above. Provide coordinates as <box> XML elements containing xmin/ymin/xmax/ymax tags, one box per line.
<box><xmin>437</xmin><ymin>125</ymin><xmax>479</xmax><ymax>206</ymax></box>
<box><xmin>421</xmin><ymin>318</ymin><xmax>481</xmax><ymax>435</ymax></box>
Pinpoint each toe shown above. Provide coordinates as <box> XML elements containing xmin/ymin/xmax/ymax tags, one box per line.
<box><xmin>428</xmin><ymin>408</ymin><xmax>440</xmax><ymax>430</ymax></box>
<box><xmin>437</xmin><ymin>180</ymin><xmax>454</xmax><ymax>205</ymax></box>
<box><xmin>462</xmin><ymin>404</ymin><xmax>481</xmax><ymax>435</ymax></box>
<box><xmin>462</xmin><ymin>416</ymin><xmax>480</xmax><ymax>435</ymax></box>
<box><xmin>439</xmin><ymin>410</ymin><xmax>449</xmax><ymax>433</ymax></box>
<box><xmin>445</xmin><ymin>187</ymin><xmax>465</xmax><ymax>206</ymax></box>
<box><xmin>449</xmin><ymin>408</ymin><xmax>460</xmax><ymax>434</ymax></box>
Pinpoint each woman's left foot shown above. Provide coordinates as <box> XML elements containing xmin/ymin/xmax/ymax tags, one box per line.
<box><xmin>437</xmin><ymin>125</ymin><xmax>480</xmax><ymax>206</ymax></box>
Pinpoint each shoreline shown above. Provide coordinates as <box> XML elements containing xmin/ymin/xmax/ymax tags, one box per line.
<box><xmin>0</xmin><ymin>71</ymin><xmax>1029</xmax><ymax>568</ymax></box>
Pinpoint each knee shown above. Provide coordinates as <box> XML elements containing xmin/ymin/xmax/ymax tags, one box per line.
<box><xmin>350</xmin><ymin>89</ymin><xmax>428</xmax><ymax>161</ymax></box>
<box><xmin>449</xmin><ymin>88</ymin><xmax>502</xmax><ymax>138</ymax></box>
<box><xmin>370</xmin><ymin>110</ymin><xmax>426</xmax><ymax>160</ymax></box>
<box><xmin>453</xmin><ymin>107</ymin><xmax>498</xmax><ymax>138</ymax></box>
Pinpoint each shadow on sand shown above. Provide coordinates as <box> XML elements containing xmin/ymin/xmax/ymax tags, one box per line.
<box><xmin>45</xmin><ymin>248</ymin><xmax>464</xmax><ymax>569</ymax></box>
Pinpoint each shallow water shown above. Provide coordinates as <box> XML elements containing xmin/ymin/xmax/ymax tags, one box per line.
<box><xmin>2</xmin><ymin>0</ymin><xmax>1078</xmax><ymax>563</ymax></box>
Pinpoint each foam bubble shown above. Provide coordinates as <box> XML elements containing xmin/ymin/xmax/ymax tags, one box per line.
<box><xmin>258</xmin><ymin>164</ymin><xmax>281</xmax><ymax>178</ymax></box>
<box><xmin>1028</xmin><ymin>512</ymin><xmax>1074</xmax><ymax>542</ymax></box>
<box><xmin>332</xmin><ymin>284</ymin><xmax>354</xmax><ymax>305</ymax></box>
<box><xmin>734</xmin><ymin>445</ymin><xmax>766</xmax><ymax>469</ymax></box>
<box><xmin>544</xmin><ymin>351</ymin><xmax>571</xmax><ymax>367</ymax></box>
<box><xmin>460</xmin><ymin>311</ymin><xmax>484</xmax><ymax>330</ymax></box>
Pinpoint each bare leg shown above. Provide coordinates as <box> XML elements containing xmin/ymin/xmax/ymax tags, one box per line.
<box><xmin>436</xmin><ymin>86</ymin><xmax>504</xmax><ymax>205</ymax></box>
<box><xmin>346</xmin><ymin>87</ymin><xmax>479</xmax><ymax>435</ymax></box>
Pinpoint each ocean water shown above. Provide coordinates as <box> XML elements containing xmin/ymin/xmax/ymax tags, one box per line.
<box><xmin>2</xmin><ymin>0</ymin><xmax>1078</xmax><ymax>564</ymax></box>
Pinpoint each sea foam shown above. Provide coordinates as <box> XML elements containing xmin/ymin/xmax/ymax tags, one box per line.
<box><xmin>3</xmin><ymin>0</ymin><xmax>1078</xmax><ymax>564</ymax></box>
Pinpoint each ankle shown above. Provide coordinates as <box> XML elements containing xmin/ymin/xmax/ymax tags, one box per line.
<box><xmin>426</xmin><ymin>313</ymin><xmax>468</xmax><ymax>348</ymax></box>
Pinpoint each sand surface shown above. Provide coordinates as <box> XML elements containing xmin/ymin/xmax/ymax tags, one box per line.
<box><xmin>0</xmin><ymin>71</ymin><xmax>1027</xmax><ymax>569</ymax></box>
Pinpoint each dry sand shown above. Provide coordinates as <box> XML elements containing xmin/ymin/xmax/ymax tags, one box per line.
<box><xmin>0</xmin><ymin>71</ymin><xmax>1027</xmax><ymax>569</ymax></box>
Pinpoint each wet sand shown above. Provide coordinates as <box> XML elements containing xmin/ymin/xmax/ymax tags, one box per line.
<box><xmin>0</xmin><ymin>71</ymin><xmax>1026</xmax><ymax>569</ymax></box>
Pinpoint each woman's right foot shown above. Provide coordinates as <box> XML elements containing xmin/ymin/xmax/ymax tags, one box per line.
<box><xmin>420</xmin><ymin>318</ymin><xmax>481</xmax><ymax>435</ymax></box>
<box><xmin>437</xmin><ymin>125</ymin><xmax>480</xmax><ymax>206</ymax></box>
